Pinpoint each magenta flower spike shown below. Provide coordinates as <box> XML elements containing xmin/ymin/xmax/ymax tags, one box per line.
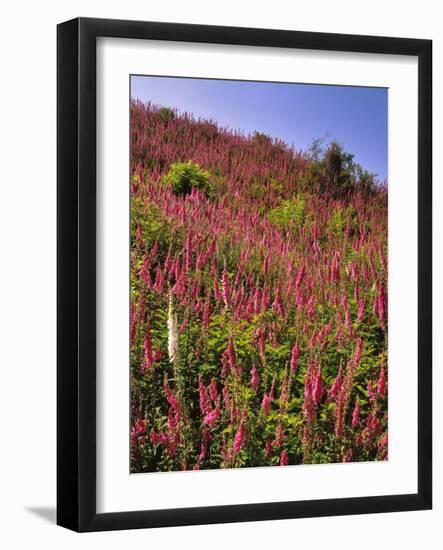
<box><xmin>377</xmin><ymin>366</ymin><xmax>387</xmax><ymax>395</ymax></box>
<box><xmin>351</xmin><ymin>399</ymin><xmax>360</xmax><ymax>428</ymax></box>
<box><xmin>290</xmin><ymin>340</ymin><xmax>300</xmax><ymax>373</ymax></box>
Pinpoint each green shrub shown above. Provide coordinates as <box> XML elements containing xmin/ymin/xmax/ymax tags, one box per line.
<box><xmin>267</xmin><ymin>194</ymin><xmax>306</xmax><ymax>229</ymax></box>
<box><xmin>158</xmin><ymin>107</ymin><xmax>176</xmax><ymax>123</ymax></box>
<box><xmin>328</xmin><ymin>205</ymin><xmax>358</xmax><ymax>236</ymax></box>
<box><xmin>252</xmin><ymin>131</ymin><xmax>273</xmax><ymax>146</ymax></box>
<box><xmin>131</xmin><ymin>197</ymin><xmax>172</xmax><ymax>250</ymax></box>
<box><xmin>245</xmin><ymin>177</ymin><xmax>267</xmax><ymax>201</ymax></box>
<box><xmin>200</xmin><ymin>121</ymin><xmax>219</xmax><ymax>142</ymax></box>
<box><xmin>163</xmin><ymin>161</ymin><xmax>213</xmax><ymax>197</ymax></box>
<box><xmin>324</xmin><ymin>141</ymin><xmax>355</xmax><ymax>196</ymax></box>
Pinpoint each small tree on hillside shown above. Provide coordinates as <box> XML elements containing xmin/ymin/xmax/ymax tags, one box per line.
<box><xmin>324</xmin><ymin>141</ymin><xmax>355</xmax><ymax>197</ymax></box>
<box><xmin>307</xmin><ymin>139</ymin><xmax>377</xmax><ymax>199</ymax></box>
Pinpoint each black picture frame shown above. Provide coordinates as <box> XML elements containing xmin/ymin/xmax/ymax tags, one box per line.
<box><xmin>57</xmin><ymin>17</ymin><xmax>432</xmax><ymax>532</ymax></box>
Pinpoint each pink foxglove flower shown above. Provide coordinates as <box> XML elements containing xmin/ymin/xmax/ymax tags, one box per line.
<box><xmin>261</xmin><ymin>393</ymin><xmax>271</xmax><ymax>415</ymax></box>
<box><xmin>226</xmin><ymin>338</ymin><xmax>236</xmax><ymax>373</ymax></box>
<box><xmin>232</xmin><ymin>410</ymin><xmax>247</xmax><ymax>454</ymax></box>
<box><xmin>280</xmin><ymin>449</ymin><xmax>289</xmax><ymax>466</ymax></box>
<box><xmin>167</xmin><ymin>407</ymin><xmax>178</xmax><ymax>432</ymax></box>
<box><xmin>198</xmin><ymin>375</ymin><xmax>210</xmax><ymax>416</ymax></box>
<box><xmin>135</xmin><ymin>223</ymin><xmax>143</xmax><ymax>249</ymax></box>
<box><xmin>273</xmin><ymin>424</ymin><xmax>285</xmax><ymax>447</ymax></box>
<box><xmin>377</xmin><ymin>283</ymin><xmax>386</xmax><ymax>327</ymax></box>
<box><xmin>272</xmin><ymin>286</ymin><xmax>283</xmax><ymax>316</ymax></box>
<box><xmin>312</xmin><ymin>367</ymin><xmax>324</xmax><ymax>405</ymax></box>
<box><xmin>351</xmin><ymin>399</ymin><xmax>360</xmax><ymax>428</ymax></box>
<box><xmin>164</xmin><ymin>381</ymin><xmax>181</xmax><ymax>418</ymax></box>
<box><xmin>342</xmin><ymin>449</ymin><xmax>353</xmax><ymax>462</ymax></box>
<box><xmin>185</xmin><ymin>233</ymin><xmax>192</xmax><ymax>274</ymax></box>
<box><xmin>296</xmin><ymin>263</ymin><xmax>305</xmax><ymax>288</ymax></box>
<box><xmin>130</xmin><ymin>417</ymin><xmax>147</xmax><ymax>445</ymax></box>
<box><xmin>377</xmin><ymin>366</ymin><xmax>386</xmax><ymax>395</ymax></box>
<box><xmin>269</xmin><ymin>378</ymin><xmax>276</xmax><ymax>401</ymax></box>
<box><xmin>290</xmin><ymin>340</ymin><xmax>300</xmax><ymax>373</ymax></box>
<box><xmin>213</xmin><ymin>277</ymin><xmax>221</xmax><ymax>300</ymax></box>
<box><xmin>308</xmin><ymin>329</ymin><xmax>317</xmax><ymax>350</ymax></box>
<box><xmin>261</xmin><ymin>286</ymin><xmax>270</xmax><ymax>310</ymax></box>
<box><xmin>203</xmin><ymin>407</ymin><xmax>220</xmax><ymax>427</ymax></box>
<box><xmin>378</xmin><ymin>432</ymin><xmax>388</xmax><ymax>460</ymax></box>
<box><xmin>327</xmin><ymin>367</ymin><xmax>343</xmax><ymax>402</ymax></box>
<box><xmin>258</xmin><ymin>329</ymin><xmax>266</xmax><ymax>357</ymax></box>
<box><xmin>140</xmin><ymin>254</ymin><xmax>152</xmax><ymax>288</ymax></box>
<box><xmin>354</xmin><ymin>338</ymin><xmax>363</xmax><ymax>366</ymax></box>
<box><xmin>221</xmin><ymin>260</ymin><xmax>231</xmax><ymax>308</ymax></box>
<box><xmin>198</xmin><ymin>429</ymin><xmax>210</xmax><ymax>463</ymax></box>
<box><xmin>306</xmin><ymin>295</ymin><xmax>315</xmax><ymax>318</ymax></box>
<box><xmin>357</xmin><ymin>298</ymin><xmax>365</xmax><ymax>322</ymax></box>
<box><xmin>163</xmin><ymin>247</ymin><xmax>172</xmax><ymax>274</ymax></box>
<box><xmin>279</xmin><ymin>373</ymin><xmax>289</xmax><ymax>404</ymax></box>
<box><xmin>303</xmin><ymin>374</ymin><xmax>314</xmax><ymax>424</ymax></box>
<box><xmin>253</xmin><ymin>287</ymin><xmax>262</xmax><ymax>314</ymax></box>
<box><xmin>208</xmin><ymin>378</ymin><xmax>218</xmax><ymax>402</ymax></box>
<box><xmin>130</xmin><ymin>303</ymin><xmax>136</xmax><ymax>347</ymax></box>
<box><xmin>149</xmin><ymin>431</ymin><xmax>168</xmax><ymax>446</ymax></box>
<box><xmin>345</xmin><ymin>306</ymin><xmax>352</xmax><ymax>331</ymax></box>
<box><xmin>250</xmin><ymin>365</ymin><xmax>259</xmax><ymax>392</ymax></box>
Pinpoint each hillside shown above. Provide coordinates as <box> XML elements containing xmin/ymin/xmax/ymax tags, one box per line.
<box><xmin>130</xmin><ymin>100</ymin><xmax>388</xmax><ymax>472</ymax></box>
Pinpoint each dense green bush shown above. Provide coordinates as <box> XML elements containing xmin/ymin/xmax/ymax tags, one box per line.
<box><xmin>158</xmin><ymin>107</ymin><xmax>176</xmax><ymax>123</ymax></box>
<box><xmin>267</xmin><ymin>194</ymin><xmax>306</xmax><ymax>230</ymax></box>
<box><xmin>328</xmin><ymin>205</ymin><xmax>359</xmax><ymax>236</ymax></box>
<box><xmin>131</xmin><ymin>197</ymin><xmax>173</xmax><ymax>251</ymax></box>
<box><xmin>163</xmin><ymin>160</ymin><xmax>213</xmax><ymax>197</ymax></box>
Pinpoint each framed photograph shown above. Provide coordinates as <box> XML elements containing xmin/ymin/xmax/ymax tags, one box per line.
<box><xmin>57</xmin><ymin>17</ymin><xmax>432</xmax><ymax>532</ymax></box>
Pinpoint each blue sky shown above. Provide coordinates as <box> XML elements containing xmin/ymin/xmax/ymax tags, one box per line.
<box><xmin>131</xmin><ymin>75</ymin><xmax>388</xmax><ymax>181</ymax></box>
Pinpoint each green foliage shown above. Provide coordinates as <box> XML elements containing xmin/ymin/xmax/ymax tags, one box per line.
<box><xmin>324</xmin><ymin>141</ymin><xmax>355</xmax><ymax>196</ymax></box>
<box><xmin>270</xmin><ymin>178</ymin><xmax>284</xmax><ymax>194</ymax></box>
<box><xmin>252</xmin><ymin>131</ymin><xmax>273</xmax><ymax>146</ymax></box>
<box><xmin>245</xmin><ymin>177</ymin><xmax>268</xmax><ymax>202</ymax></box>
<box><xmin>163</xmin><ymin>160</ymin><xmax>213</xmax><ymax>197</ymax></box>
<box><xmin>356</xmin><ymin>164</ymin><xmax>378</xmax><ymax>194</ymax></box>
<box><xmin>328</xmin><ymin>205</ymin><xmax>358</xmax><ymax>236</ymax></box>
<box><xmin>200</xmin><ymin>120</ymin><xmax>219</xmax><ymax>142</ymax></box>
<box><xmin>158</xmin><ymin>107</ymin><xmax>175</xmax><ymax>123</ymax></box>
<box><xmin>267</xmin><ymin>194</ymin><xmax>306</xmax><ymax>229</ymax></box>
<box><xmin>308</xmin><ymin>135</ymin><xmax>328</xmax><ymax>162</ymax></box>
<box><xmin>306</xmin><ymin>139</ymin><xmax>377</xmax><ymax>198</ymax></box>
<box><xmin>131</xmin><ymin>197</ymin><xmax>173</xmax><ymax>250</ymax></box>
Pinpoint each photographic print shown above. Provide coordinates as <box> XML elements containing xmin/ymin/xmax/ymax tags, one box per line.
<box><xmin>57</xmin><ymin>18</ymin><xmax>432</xmax><ymax>531</ymax></box>
<box><xmin>129</xmin><ymin>75</ymin><xmax>388</xmax><ymax>474</ymax></box>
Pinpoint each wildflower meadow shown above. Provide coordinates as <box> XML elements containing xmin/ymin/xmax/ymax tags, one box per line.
<box><xmin>130</xmin><ymin>99</ymin><xmax>388</xmax><ymax>473</ymax></box>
